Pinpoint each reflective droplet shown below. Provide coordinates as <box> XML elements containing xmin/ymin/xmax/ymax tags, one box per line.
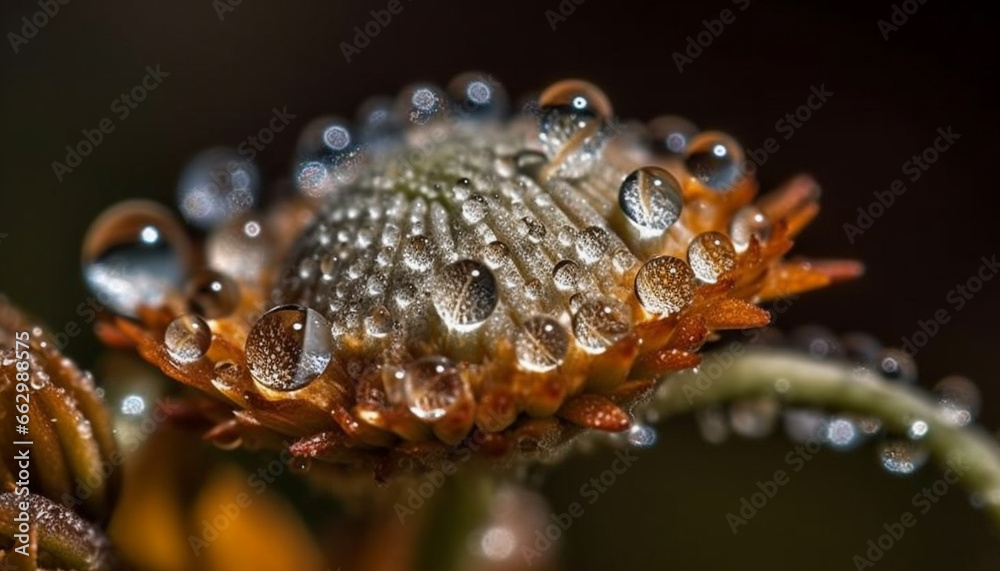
<box><xmin>878</xmin><ymin>440</ymin><xmax>928</xmax><ymax>475</ymax></box>
<box><xmin>478</xmin><ymin>525</ymin><xmax>516</xmax><ymax>561</ymax></box>
<box><xmin>482</xmin><ymin>241</ymin><xmax>510</xmax><ymax>268</ymax></box>
<box><xmin>177</xmin><ymin>148</ymin><xmax>260</xmax><ymax>230</ymax></box>
<box><xmin>431</xmin><ymin>260</ymin><xmax>499</xmax><ymax>331</ymax></box>
<box><xmin>552</xmin><ymin>260</ymin><xmax>582</xmax><ymax>291</ymax></box>
<box><xmin>206</xmin><ymin>213</ymin><xmax>275</xmax><ymax>283</ymax></box>
<box><xmin>186</xmin><ymin>269</ymin><xmax>239</xmax><ymax>319</ymax></box>
<box><xmin>357</xmin><ymin>95</ymin><xmax>403</xmax><ymax>147</ymax></box>
<box><xmin>575</xmin><ymin>226</ymin><xmax>610</xmax><ymax>264</ymax></box>
<box><xmin>783</xmin><ymin>408</ymin><xmax>827</xmax><ymax>443</ymax></box>
<box><xmin>164</xmin><ymin>314</ymin><xmax>212</xmax><ymax>363</ymax></box>
<box><xmin>82</xmin><ymin>201</ymin><xmax>192</xmax><ymax>317</ymax></box>
<box><xmin>403</xmin><ymin>356</ymin><xmax>469</xmax><ymax>420</ymax></box>
<box><xmin>520</xmin><ymin>217</ymin><xmax>546</xmax><ymax>243</ymax></box>
<box><xmin>448</xmin><ymin>72</ymin><xmax>507</xmax><ymax>120</ymax></box>
<box><xmin>908</xmin><ymin>418</ymin><xmax>929</xmax><ymax>440</ymax></box>
<box><xmin>245</xmin><ymin>305</ymin><xmax>333</xmax><ymax>391</ymax></box>
<box><xmin>684</xmin><ymin>133</ymin><xmax>745</xmax><ymax>191</ymax></box>
<box><xmin>934</xmin><ymin>376</ymin><xmax>980</xmax><ymax>427</ymax></box>
<box><xmin>618</xmin><ymin>166</ymin><xmax>684</xmax><ymax>232</ymax></box>
<box><xmin>687</xmin><ymin>232</ymin><xmax>736</xmax><ymax>283</ymax></box>
<box><xmin>872</xmin><ymin>349</ymin><xmax>917</xmax><ymax>384</ymax></box>
<box><xmin>634</xmin><ymin>256</ymin><xmax>695</xmax><ymax>315</ymax></box>
<box><xmin>403</xmin><ymin>235</ymin><xmax>434</xmax><ymax>271</ymax></box>
<box><xmin>514</xmin><ymin>149</ymin><xmax>547</xmax><ymax>177</ymax></box>
<box><xmin>823</xmin><ymin>416</ymin><xmax>862</xmax><ymax>450</ymax></box>
<box><xmin>729</xmin><ymin>206</ymin><xmax>771</xmax><ymax>253</ymax></box>
<box><xmin>294</xmin><ymin>117</ymin><xmax>364</xmax><ymax>198</ymax></box>
<box><xmin>792</xmin><ymin>325</ymin><xmax>842</xmax><ymax>360</ymax></box>
<box><xmin>572</xmin><ymin>297</ymin><xmax>632</xmax><ymax>353</ymax></box>
<box><xmin>648</xmin><ymin>115</ymin><xmax>699</xmax><ymax>156</ymax></box>
<box><xmin>364</xmin><ymin>305</ymin><xmax>392</xmax><ymax>338</ymax></box>
<box><xmin>462</xmin><ymin>194</ymin><xmax>489</xmax><ymax>223</ymax></box>
<box><xmin>537</xmin><ymin>79</ymin><xmax>612</xmax><ymax>178</ymax></box>
<box><xmin>397</xmin><ymin>84</ymin><xmax>447</xmax><ymax>125</ymax></box>
<box><xmin>626</xmin><ymin>423</ymin><xmax>657</xmax><ymax>448</ymax></box>
<box><xmin>120</xmin><ymin>394</ymin><xmax>146</xmax><ymax>416</ymax></box>
<box><xmin>515</xmin><ymin>315</ymin><xmax>570</xmax><ymax>372</ymax></box>
<box><xmin>611</xmin><ymin>249</ymin><xmax>638</xmax><ymax>273</ymax></box>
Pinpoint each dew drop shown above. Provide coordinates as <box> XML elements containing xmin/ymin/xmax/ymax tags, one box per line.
<box><xmin>357</xmin><ymin>95</ymin><xmax>403</xmax><ymax>147</ymax></box>
<box><xmin>364</xmin><ymin>305</ymin><xmax>392</xmax><ymax>338</ymax></box>
<box><xmin>729</xmin><ymin>398</ymin><xmax>778</xmax><ymax>438</ymax></box>
<box><xmin>431</xmin><ymin>260</ymin><xmax>499</xmax><ymax>331</ymax></box>
<box><xmin>611</xmin><ymin>249</ymin><xmax>639</xmax><ymax>273</ymax></box>
<box><xmin>397</xmin><ymin>84</ymin><xmax>448</xmax><ymax>125</ymax></box>
<box><xmin>164</xmin><ymin>314</ymin><xmax>212</xmax><ymax>363</ymax></box>
<box><xmin>934</xmin><ymin>376</ymin><xmax>980</xmax><ymax>427</ymax></box>
<box><xmin>514</xmin><ymin>150</ymin><xmax>548</xmax><ymax>177</ymax></box>
<box><xmin>823</xmin><ymin>416</ymin><xmax>862</xmax><ymax>450</ymax></box>
<box><xmin>618</xmin><ymin>166</ymin><xmax>684</xmax><ymax>232</ymax></box>
<box><xmin>626</xmin><ymin>423</ymin><xmax>658</xmax><ymax>448</ymax></box>
<box><xmin>537</xmin><ymin>80</ymin><xmax>612</xmax><ymax>178</ymax></box>
<box><xmin>402</xmin><ymin>235</ymin><xmax>434</xmax><ymax>271</ymax></box>
<box><xmin>575</xmin><ymin>226</ymin><xmax>610</xmax><ymax>264</ymax></box>
<box><xmin>403</xmin><ymin>356</ymin><xmax>469</xmax><ymax>421</ymax></box>
<box><xmin>206</xmin><ymin>213</ymin><xmax>275</xmax><ymax>283</ymax></box>
<box><xmin>394</xmin><ymin>282</ymin><xmax>418</xmax><ymax>309</ymax></box>
<box><xmin>878</xmin><ymin>440</ymin><xmax>928</xmax><ymax>475</ymax></box>
<box><xmin>177</xmin><ymin>148</ymin><xmax>260</xmax><ymax>230</ymax></box>
<box><xmin>462</xmin><ymin>194</ymin><xmax>489</xmax><ymax>223</ymax></box>
<box><xmin>729</xmin><ymin>206</ymin><xmax>771</xmax><ymax>253</ymax></box>
<box><xmin>448</xmin><ymin>72</ymin><xmax>507</xmax><ymax>120</ymax></box>
<box><xmin>572</xmin><ymin>297</ymin><xmax>632</xmax><ymax>353</ymax></box>
<box><xmin>872</xmin><ymin>349</ymin><xmax>917</xmax><ymax>384</ymax></box>
<box><xmin>515</xmin><ymin>315</ymin><xmax>570</xmax><ymax>372</ymax></box>
<box><xmin>634</xmin><ymin>256</ymin><xmax>696</xmax><ymax>315</ymax></box>
<box><xmin>293</xmin><ymin>117</ymin><xmax>365</xmax><ymax>198</ymax></box>
<box><xmin>684</xmin><ymin>133</ymin><xmax>745</xmax><ymax>191</ymax></box>
<box><xmin>687</xmin><ymin>232</ymin><xmax>736</xmax><ymax>283</ymax></box>
<box><xmin>82</xmin><ymin>201</ymin><xmax>192</xmax><ymax>317</ymax></box>
<box><xmin>245</xmin><ymin>305</ymin><xmax>333</xmax><ymax>391</ymax></box>
<box><xmin>519</xmin><ymin>217</ymin><xmax>546</xmax><ymax>243</ymax></box>
<box><xmin>482</xmin><ymin>241</ymin><xmax>510</xmax><ymax>268</ymax></box>
<box><xmin>648</xmin><ymin>115</ymin><xmax>699</xmax><ymax>156</ymax></box>
<box><xmin>552</xmin><ymin>260</ymin><xmax>582</xmax><ymax>291</ymax></box>
<box><xmin>186</xmin><ymin>269</ymin><xmax>239</xmax><ymax>319</ymax></box>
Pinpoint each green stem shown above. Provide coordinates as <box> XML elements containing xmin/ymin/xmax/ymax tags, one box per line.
<box><xmin>650</xmin><ymin>348</ymin><xmax>1000</xmax><ymax>526</ymax></box>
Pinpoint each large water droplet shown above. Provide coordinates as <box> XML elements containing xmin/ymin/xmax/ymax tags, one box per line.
<box><xmin>618</xmin><ymin>166</ymin><xmax>683</xmax><ymax>232</ymax></box>
<box><xmin>431</xmin><ymin>260</ymin><xmax>499</xmax><ymax>331</ymax></box>
<box><xmin>552</xmin><ymin>259</ymin><xmax>582</xmax><ymax>291</ymax></box>
<box><xmin>934</xmin><ymin>376</ymin><xmax>980</xmax><ymax>426</ymax></box>
<box><xmin>687</xmin><ymin>232</ymin><xmax>736</xmax><ymax>283</ymax></box>
<box><xmin>648</xmin><ymin>115</ymin><xmax>699</xmax><ymax>156</ymax></box>
<box><xmin>516</xmin><ymin>315</ymin><xmax>570</xmax><ymax>372</ymax></box>
<box><xmin>206</xmin><ymin>213</ymin><xmax>275</xmax><ymax>282</ymax></box>
<box><xmin>177</xmin><ymin>147</ymin><xmax>260</xmax><ymax>230</ymax></box>
<box><xmin>634</xmin><ymin>256</ymin><xmax>695</xmax><ymax>315</ymax></box>
<box><xmin>186</xmin><ymin>269</ymin><xmax>239</xmax><ymax>319</ymax></box>
<box><xmin>164</xmin><ymin>314</ymin><xmax>212</xmax><ymax>363</ymax></box>
<box><xmin>537</xmin><ymin>79</ymin><xmax>612</xmax><ymax>178</ymax></box>
<box><xmin>684</xmin><ymin>133</ymin><xmax>745</xmax><ymax>191</ymax></box>
<box><xmin>878</xmin><ymin>440</ymin><xmax>928</xmax><ymax>475</ymax></box>
<box><xmin>403</xmin><ymin>356</ymin><xmax>469</xmax><ymax>421</ymax></box>
<box><xmin>572</xmin><ymin>297</ymin><xmax>632</xmax><ymax>353</ymax></box>
<box><xmin>245</xmin><ymin>305</ymin><xmax>333</xmax><ymax>391</ymax></box>
<box><xmin>293</xmin><ymin>117</ymin><xmax>364</xmax><ymax>198</ymax></box>
<box><xmin>448</xmin><ymin>72</ymin><xmax>507</xmax><ymax>120</ymax></box>
<box><xmin>82</xmin><ymin>201</ymin><xmax>192</xmax><ymax>317</ymax></box>
<box><xmin>729</xmin><ymin>206</ymin><xmax>771</xmax><ymax>253</ymax></box>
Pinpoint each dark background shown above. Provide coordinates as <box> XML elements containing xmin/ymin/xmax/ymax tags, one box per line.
<box><xmin>1</xmin><ymin>0</ymin><xmax>997</xmax><ymax>569</ymax></box>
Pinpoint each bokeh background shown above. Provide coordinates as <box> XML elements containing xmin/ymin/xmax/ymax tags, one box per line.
<box><xmin>1</xmin><ymin>0</ymin><xmax>997</xmax><ymax>569</ymax></box>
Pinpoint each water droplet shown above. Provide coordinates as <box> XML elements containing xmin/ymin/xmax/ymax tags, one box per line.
<box><xmin>82</xmin><ymin>201</ymin><xmax>192</xmax><ymax>317</ymax></box>
<box><xmin>934</xmin><ymin>376</ymin><xmax>980</xmax><ymax>427</ymax></box>
<box><xmin>908</xmin><ymin>419</ymin><xmax>929</xmax><ymax>439</ymax></box>
<box><xmin>357</xmin><ymin>95</ymin><xmax>402</xmax><ymax>146</ymax></box>
<box><xmin>403</xmin><ymin>356</ymin><xmax>469</xmax><ymax>420</ymax></box>
<box><xmin>462</xmin><ymin>194</ymin><xmax>489</xmax><ymax>223</ymax></box>
<box><xmin>684</xmin><ymin>133</ymin><xmax>745</xmax><ymax>191</ymax></box>
<box><xmin>514</xmin><ymin>149</ymin><xmax>547</xmax><ymax>177</ymax></box>
<box><xmin>729</xmin><ymin>398</ymin><xmax>778</xmax><ymax>438</ymax></box>
<box><xmin>120</xmin><ymin>394</ymin><xmax>146</xmax><ymax>416</ymax></box>
<box><xmin>245</xmin><ymin>305</ymin><xmax>333</xmax><ymax>391</ymax></box>
<box><xmin>872</xmin><ymin>349</ymin><xmax>917</xmax><ymax>384</ymax></box>
<box><xmin>403</xmin><ymin>235</ymin><xmax>435</xmax><ymax>271</ymax></box>
<box><xmin>537</xmin><ymin>79</ymin><xmax>612</xmax><ymax>178</ymax></box>
<box><xmin>687</xmin><ymin>232</ymin><xmax>736</xmax><ymax>283</ymax></box>
<box><xmin>611</xmin><ymin>249</ymin><xmax>638</xmax><ymax>273</ymax></box>
<box><xmin>519</xmin><ymin>217</ymin><xmax>546</xmax><ymax>243</ymax></box>
<box><xmin>448</xmin><ymin>72</ymin><xmax>507</xmax><ymax>120</ymax></box>
<box><xmin>177</xmin><ymin>148</ymin><xmax>260</xmax><ymax>230</ymax></box>
<box><xmin>397</xmin><ymin>84</ymin><xmax>447</xmax><ymax>125</ymax></box>
<box><xmin>572</xmin><ymin>297</ymin><xmax>632</xmax><ymax>353</ymax></box>
<box><xmin>696</xmin><ymin>407</ymin><xmax>730</xmax><ymax>444</ymax></box>
<box><xmin>792</xmin><ymin>325</ymin><xmax>842</xmax><ymax>359</ymax></box>
<box><xmin>186</xmin><ymin>269</ymin><xmax>239</xmax><ymax>319</ymax></box>
<box><xmin>626</xmin><ymin>423</ymin><xmax>657</xmax><ymax>447</ymax></box>
<box><xmin>634</xmin><ymin>256</ymin><xmax>695</xmax><ymax>315</ymax></box>
<box><xmin>515</xmin><ymin>315</ymin><xmax>570</xmax><ymax>372</ymax></box>
<box><xmin>575</xmin><ymin>226</ymin><xmax>610</xmax><ymax>264</ymax></box>
<box><xmin>294</xmin><ymin>117</ymin><xmax>364</xmax><ymax>198</ymax></box>
<box><xmin>165</xmin><ymin>314</ymin><xmax>212</xmax><ymax>363</ymax></box>
<box><xmin>878</xmin><ymin>440</ymin><xmax>928</xmax><ymax>475</ymax></box>
<box><xmin>483</xmin><ymin>241</ymin><xmax>510</xmax><ymax>268</ymax></box>
<box><xmin>783</xmin><ymin>408</ymin><xmax>826</xmax><ymax>443</ymax></box>
<box><xmin>206</xmin><ymin>213</ymin><xmax>275</xmax><ymax>283</ymax></box>
<box><xmin>824</xmin><ymin>416</ymin><xmax>862</xmax><ymax>450</ymax></box>
<box><xmin>364</xmin><ymin>305</ymin><xmax>392</xmax><ymax>338</ymax></box>
<box><xmin>552</xmin><ymin>260</ymin><xmax>582</xmax><ymax>291</ymax></box>
<box><xmin>648</xmin><ymin>115</ymin><xmax>699</xmax><ymax>156</ymax></box>
<box><xmin>431</xmin><ymin>260</ymin><xmax>499</xmax><ymax>331</ymax></box>
<box><xmin>478</xmin><ymin>526</ymin><xmax>516</xmax><ymax>561</ymax></box>
<box><xmin>394</xmin><ymin>282</ymin><xmax>418</xmax><ymax>308</ymax></box>
<box><xmin>729</xmin><ymin>206</ymin><xmax>771</xmax><ymax>253</ymax></box>
<box><xmin>524</xmin><ymin>279</ymin><xmax>544</xmax><ymax>300</ymax></box>
<box><xmin>618</xmin><ymin>166</ymin><xmax>684</xmax><ymax>232</ymax></box>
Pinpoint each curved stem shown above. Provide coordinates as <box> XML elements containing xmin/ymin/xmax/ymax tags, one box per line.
<box><xmin>650</xmin><ymin>348</ymin><xmax>1000</xmax><ymax>526</ymax></box>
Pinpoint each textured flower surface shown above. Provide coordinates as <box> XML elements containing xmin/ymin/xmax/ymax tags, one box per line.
<box><xmin>85</xmin><ymin>75</ymin><xmax>861</xmax><ymax>480</ymax></box>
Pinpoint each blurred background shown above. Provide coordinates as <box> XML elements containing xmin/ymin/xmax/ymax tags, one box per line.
<box><xmin>0</xmin><ymin>0</ymin><xmax>997</xmax><ymax>569</ymax></box>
